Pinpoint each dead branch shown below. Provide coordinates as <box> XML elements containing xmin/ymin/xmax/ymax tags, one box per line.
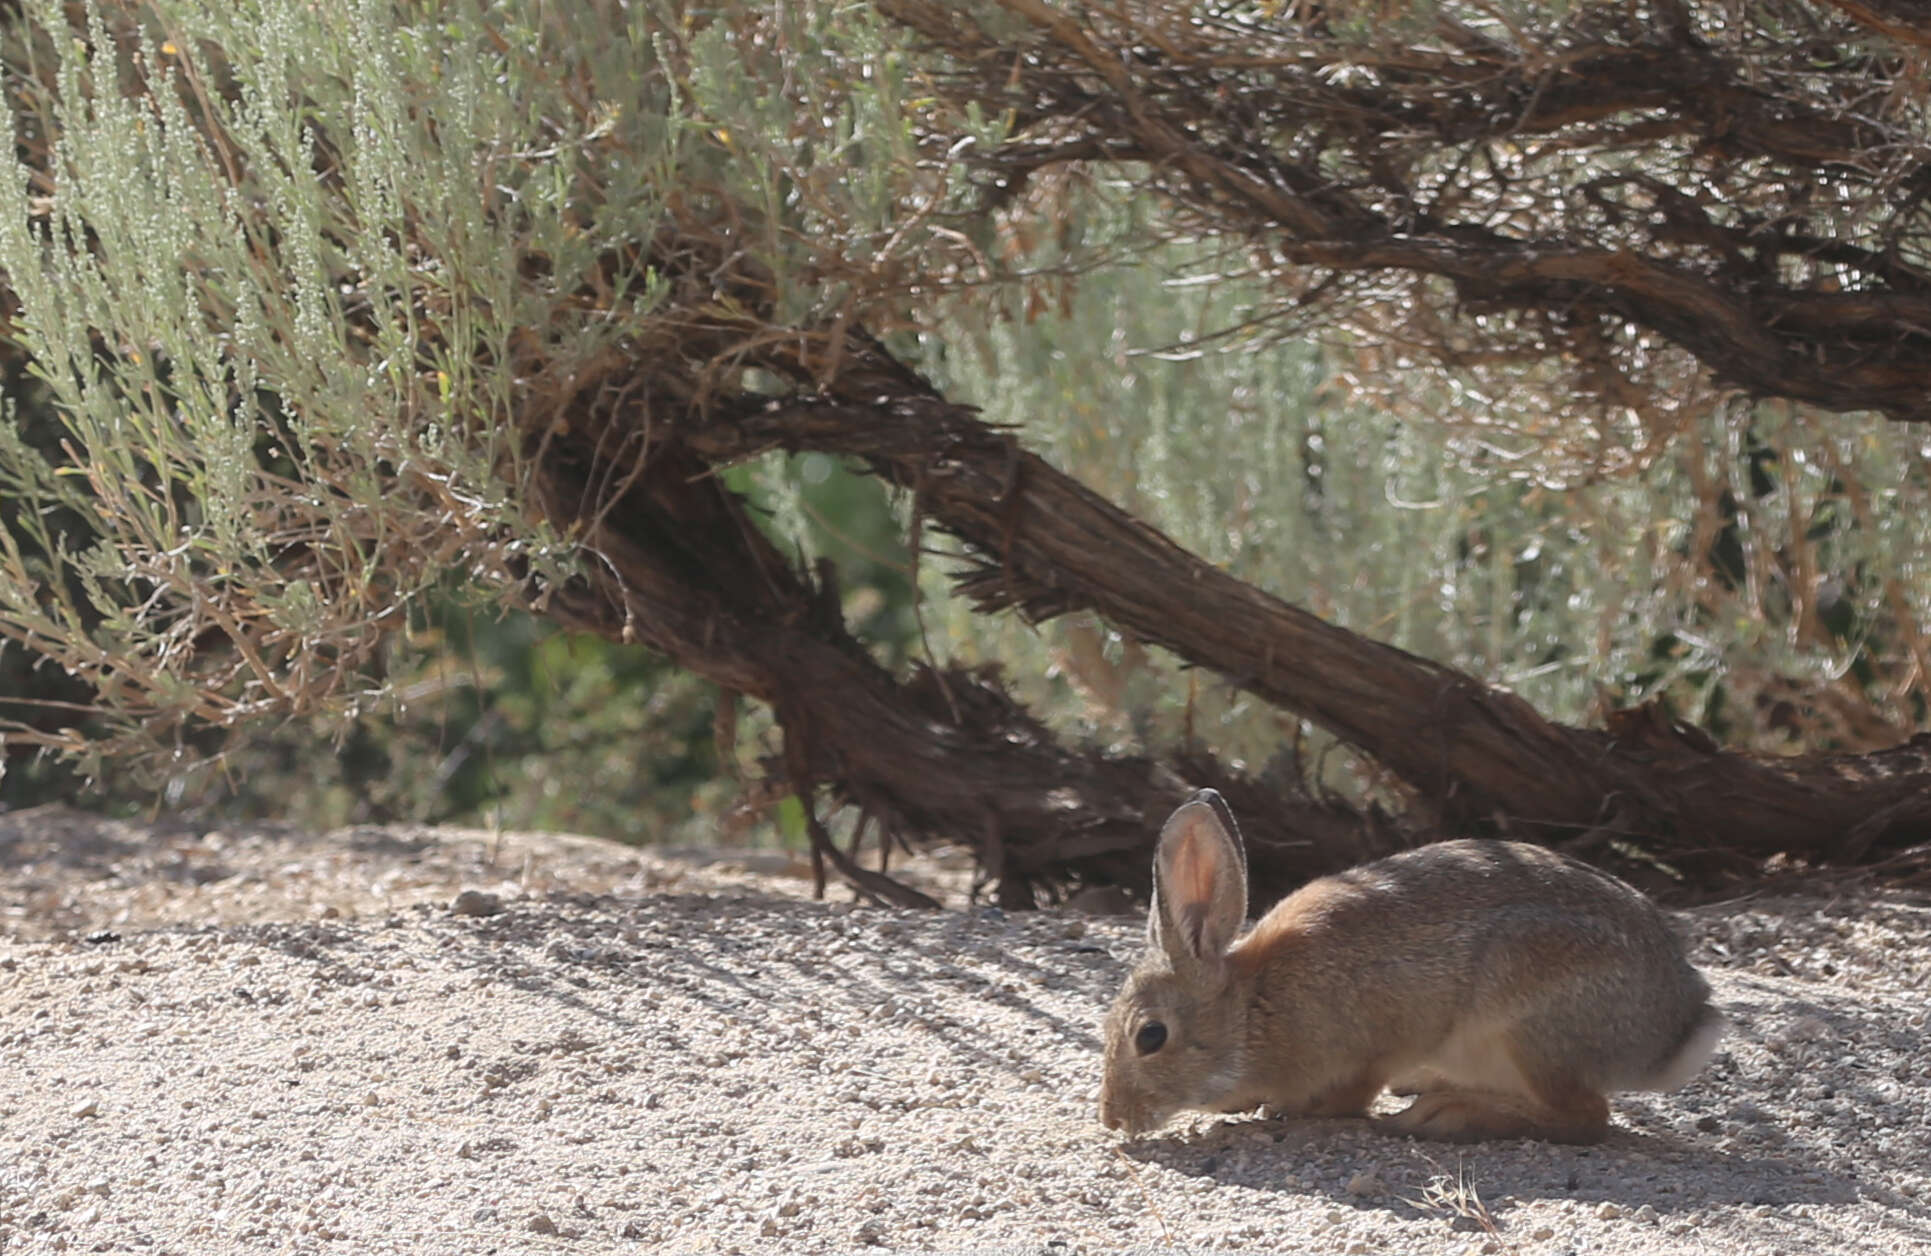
<box><xmin>882</xmin><ymin>0</ymin><xmax>1931</xmax><ymax>422</ymax></box>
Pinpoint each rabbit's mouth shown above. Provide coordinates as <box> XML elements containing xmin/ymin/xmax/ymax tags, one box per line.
<box><xmin>1098</xmin><ymin>1092</ymin><xmax>1173</xmax><ymax>1136</ymax></box>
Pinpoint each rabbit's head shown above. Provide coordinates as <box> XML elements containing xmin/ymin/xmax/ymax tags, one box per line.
<box><xmin>1099</xmin><ymin>790</ymin><xmax>1255</xmax><ymax>1136</ymax></box>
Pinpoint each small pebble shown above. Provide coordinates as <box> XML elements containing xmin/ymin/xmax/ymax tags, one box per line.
<box><xmin>451</xmin><ymin>890</ymin><xmax>504</xmax><ymax>917</ymax></box>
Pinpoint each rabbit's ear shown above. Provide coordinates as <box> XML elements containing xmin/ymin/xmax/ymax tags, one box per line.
<box><xmin>1150</xmin><ymin>790</ymin><xmax>1248</xmax><ymax>973</ymax></box>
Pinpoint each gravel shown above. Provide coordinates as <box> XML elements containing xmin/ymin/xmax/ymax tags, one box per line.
<box><xmin>2</xmin><ymin>806</ymin><xmax>1928</xmax><ymax>1254</ymax></box>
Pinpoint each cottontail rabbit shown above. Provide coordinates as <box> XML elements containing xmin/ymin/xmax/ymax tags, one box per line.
<box><xmin>1098</xmin><ymin>790</ymin><xmax>1721</xmax><ymax>1143</ymax></box>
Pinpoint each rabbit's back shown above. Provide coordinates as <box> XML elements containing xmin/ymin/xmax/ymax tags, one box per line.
<box><xmin>1237</xmin><ymin>839</ymin><xmax>1716</xmax><ymax>1097</ymax></box>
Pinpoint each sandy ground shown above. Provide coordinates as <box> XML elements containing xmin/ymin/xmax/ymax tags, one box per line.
<box><xmin>2</xmin><ymin>804</ymin><xmax>1929</xmax><ymax>1255</ymax></box>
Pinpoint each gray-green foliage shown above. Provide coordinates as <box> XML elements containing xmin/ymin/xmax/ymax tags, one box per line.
<box><xmin>925</xmin><ymin>240</ymin><xmax>1931</xmax><ymax>766</ymax></box>
<box><xmin>0</xmin><ymin>1</ymin><xmax>656</xmax><ymax>758</ymax></box>
<box><xmin>3</xmin><ymin>0</ymin><xmax>1926</xmax><ymax>834</ymax></box>
<box><xmin>0</xmin><ymin>0</ymin><xmax>954</xmax><ymax>822</ymax></box>
<box><xmin>0</xmin><ymin>2</ymin><xmax>907</xmax><ymax>777</ymax></box>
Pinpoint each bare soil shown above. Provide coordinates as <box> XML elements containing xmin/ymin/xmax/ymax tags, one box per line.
<box><xmin>2</xmin><ymin>805</ymin><xmax>1928</xmax><ymax>1254</ymax></box>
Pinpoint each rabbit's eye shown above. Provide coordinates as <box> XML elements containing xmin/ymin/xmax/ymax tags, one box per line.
<box><xmin>1134</xmin><ymin>1021</ymin><xmax>1168</xmax><ymax>1055</ymax></box>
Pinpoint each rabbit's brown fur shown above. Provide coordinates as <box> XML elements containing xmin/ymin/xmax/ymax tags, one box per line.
<box><xmin>1098</xmin><ymin>790</ymin><xmax>1721</xmax><ymax>1143</ymax></box>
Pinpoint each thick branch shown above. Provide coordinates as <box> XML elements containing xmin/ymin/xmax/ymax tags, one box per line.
<box><xmin>528</xmin><ymin>427</ymin><xmax>1378</xmax><ymax>907</ymax></box>
<box><xmin>685</xmin><ymin>389</ymin><xmax>1931</xmax><ymax>870</ymax></box>
<box><xmin>1286</xmin><ymin>237</ymin><xmax>1931</xmax><ymax>420</ymax></box>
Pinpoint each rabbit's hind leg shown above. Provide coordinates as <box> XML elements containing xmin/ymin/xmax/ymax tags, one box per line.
<box><xmin>1376</xmin><ymin>1084</ymin><xmax>1607</xmax><ymax>1144</ymax></box>
<box><xmin>1384</xmin><ymin>1065</ymin><xmax>1448</xmax><ymax>1098</ymax></box>
<box><xmin>1375</xmin><ymin>1019</ymin><xmax>1608</xmax><ymax>1143</ymax></box>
